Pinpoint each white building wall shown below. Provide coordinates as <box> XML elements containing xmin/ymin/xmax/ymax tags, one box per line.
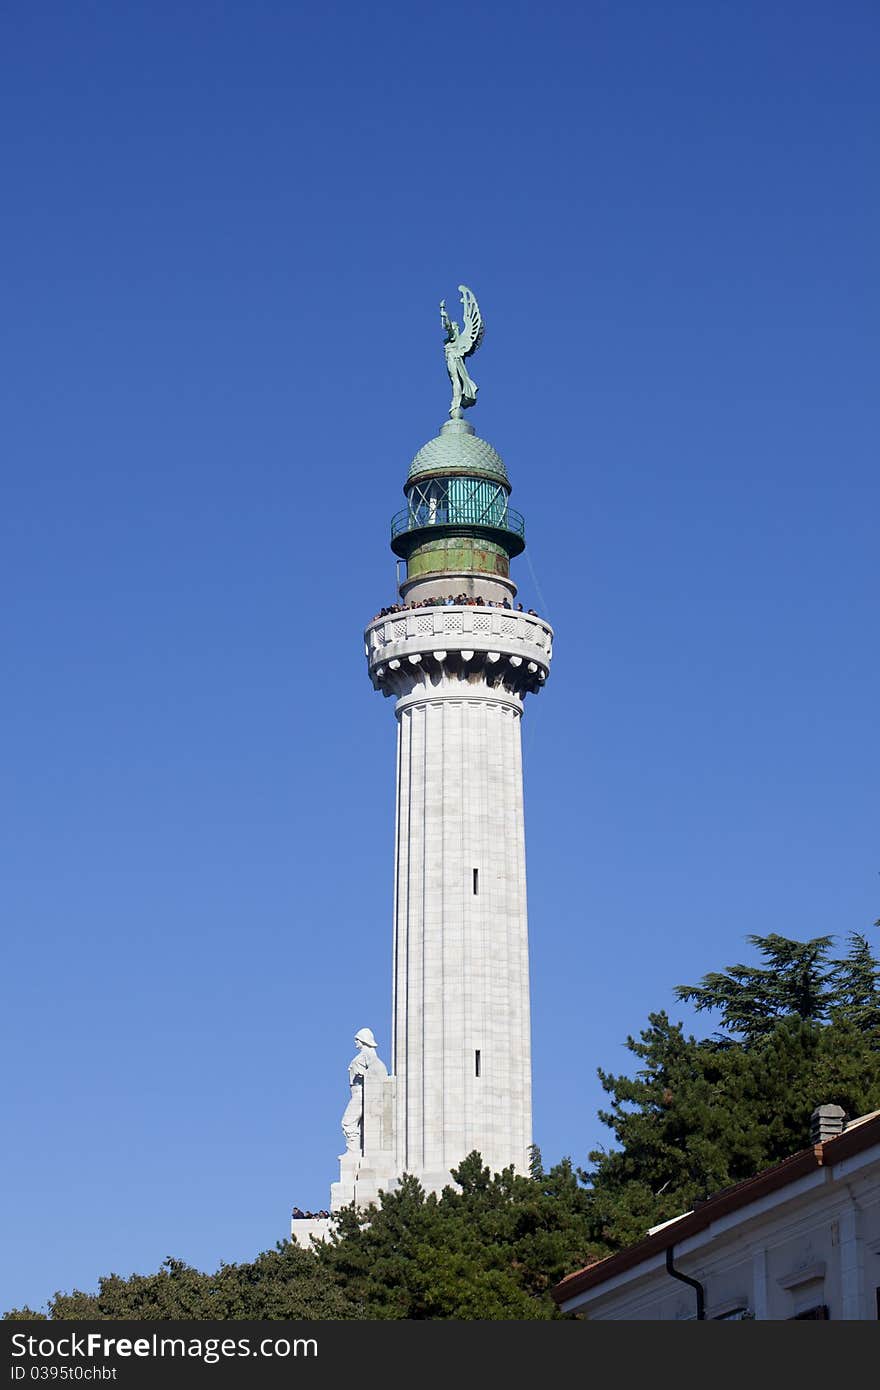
<box><xmin>560</xmin><ymin>1141</ymin><xmax>880</xmax><ymax>1320</ymax></box>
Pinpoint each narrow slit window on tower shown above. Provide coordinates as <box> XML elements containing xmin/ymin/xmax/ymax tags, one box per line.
<box><xmin>473</xmin><ymin>867</ymin><xmax>479</xmax><ymax>895</ymax></box>
<box><xmin>475</xmin><ymin>1050</ymin><xmax>481</xmax><ymax>1077</ymax></box>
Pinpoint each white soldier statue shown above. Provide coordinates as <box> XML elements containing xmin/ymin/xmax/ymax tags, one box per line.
<box><xmin>440</xmin><ymin>285</ymin><xmax>484</xmax><ymax>418</ymax></box>
<box><xmin>340</xmin><ymin>1027</ymin><xmax>388</xmax><ymax>1155</ymax></box>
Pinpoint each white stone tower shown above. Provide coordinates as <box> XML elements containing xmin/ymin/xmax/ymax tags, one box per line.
<box><xmin>291</xmin><ymin>288</ymin><xmax>553</xmax><ymax>1240</ymax></box>
<box><xmin>367</xmin><ymin>575</ymin><xmax>553</xmax><ymax>1192</ymax></box>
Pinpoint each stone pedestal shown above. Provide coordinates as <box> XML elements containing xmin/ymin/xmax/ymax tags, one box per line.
<box><xmin>290</xmin><ymin>1216</ymin><xmax>333</xmax><ymax>1249</ymax></box>
<box><xmin>330</xmin><ymin>1072</ymin><xmax>398</xmax><ymax>1211</ymax></box>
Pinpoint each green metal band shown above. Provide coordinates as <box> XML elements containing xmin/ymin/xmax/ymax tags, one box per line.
<box><xmin>398</xmin><ymin>535</ymin><xmax>513</xmax><ymax>580</ymax></box>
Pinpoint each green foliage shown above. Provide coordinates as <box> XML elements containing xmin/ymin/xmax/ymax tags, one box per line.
<box><xmin>832</xmin><ymin>933</ymin><xmax>880</xmax><ymax>1032</ymax></box>
<box><xmin>7</xmin><ymin>1246</ymin><xmax>363</xmax><ymax>1322</ymax></box>
<box><xmin>582</xmin><ymin>1010</ymin><xmax>880</xmax><ymax>1248</ymax></box>
<box><xmin>315</xmin><ymin>1158</ymin><xmax>602</xmax><ymax>1319</ymax></box>
<box><xmin>4</xmin><ymin>1164</ymin><xmax>600</xmax><ymax>1322</ymax></box>
<box><xmin>584</xmin><ymin>926</ymin><xmax>880</xmax><ymax>1248</ymax></box>
<box><xmin>673</xmin><ymin>933</ymin><xmax>837</xmax><ymax>1042</ymax></box>
<box><xmin>673</xmin><ymin>930</ymin><xmax>880</xmax><ymax>1044</ymax></box>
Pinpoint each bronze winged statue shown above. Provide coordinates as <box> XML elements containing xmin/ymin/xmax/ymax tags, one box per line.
<box><xmin>440</xmin><ymin>285</ymin><xmax>484</xmax><ymax>417</ymax></box>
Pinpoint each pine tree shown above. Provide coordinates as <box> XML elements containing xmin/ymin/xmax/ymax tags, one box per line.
<box><xmin>830</xmin><ymin>933</ymin><xmax>880</xmax><ymax>1033</ymax></box>
<box><xmin>583</xmin><ymin>927</ymin><xmax>880</xmax><ymax>1248</ymax></box>
<box><xmin>673</xmin><ymin>934</ymin><xmax>837</xmax><ymax>1042</ymax></box>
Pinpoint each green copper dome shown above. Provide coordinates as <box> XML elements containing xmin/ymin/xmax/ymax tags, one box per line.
<box><xmin>407</xmin><ymin>417</ymin><xmax>509</xmax><ymax>486</ymax></box>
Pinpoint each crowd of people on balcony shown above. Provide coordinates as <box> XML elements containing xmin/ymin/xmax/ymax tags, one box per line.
<box><xmin>291</xmin><ymin>1207</ymin><xmax>330</xmax><ymax>1220</ymax></box>
<box><xmin>372</xmin><ymin>594</ymin><xmax>538</xmax><ymax>622</ymax></box>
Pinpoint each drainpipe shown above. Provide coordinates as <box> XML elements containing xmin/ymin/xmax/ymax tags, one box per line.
<box><xmin>666</xmin><ymin>1245</ymin><xmax>705</xmax><ymax>1320</ymax></box>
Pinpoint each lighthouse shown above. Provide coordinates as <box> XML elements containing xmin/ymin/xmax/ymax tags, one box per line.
<box><xmin>292</xmin><ymin>287</ymin><xmax>553</xmax><ymax>1236</ymax></box>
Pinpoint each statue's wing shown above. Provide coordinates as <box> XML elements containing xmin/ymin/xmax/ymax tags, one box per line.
<box><xmin>456</xmin><ymin>285</ymin><xmax>485</xmax><ymax>357</ymax></box>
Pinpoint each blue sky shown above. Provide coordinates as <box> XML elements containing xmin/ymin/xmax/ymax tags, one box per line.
<box><xmin>2</xmin><ymin>1</ymin><xmax>877</xmax><ymax>1313</ymax></box>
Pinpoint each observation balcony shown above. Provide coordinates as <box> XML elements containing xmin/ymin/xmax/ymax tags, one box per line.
<box><xmin>363</xmin><ymin>604</ymin><xmax>553</xmax><ymax>701</ymax></box>
<box><xmin>390</xmin><ymin>503</ymin><xmax>525</xmax><ymax>556</ymax></box>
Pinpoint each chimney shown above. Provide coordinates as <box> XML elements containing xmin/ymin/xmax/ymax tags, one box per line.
<box><xmin>811</xmin><ymin>1104</ymin><xmax>847</xmax><ymax>1145</ymax></box>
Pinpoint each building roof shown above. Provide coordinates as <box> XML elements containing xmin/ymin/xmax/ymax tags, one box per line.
<box><xmin>551</xmin><ymin>1110</ymin><xmax>880</xmax><ymax>1306</ymax></box>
